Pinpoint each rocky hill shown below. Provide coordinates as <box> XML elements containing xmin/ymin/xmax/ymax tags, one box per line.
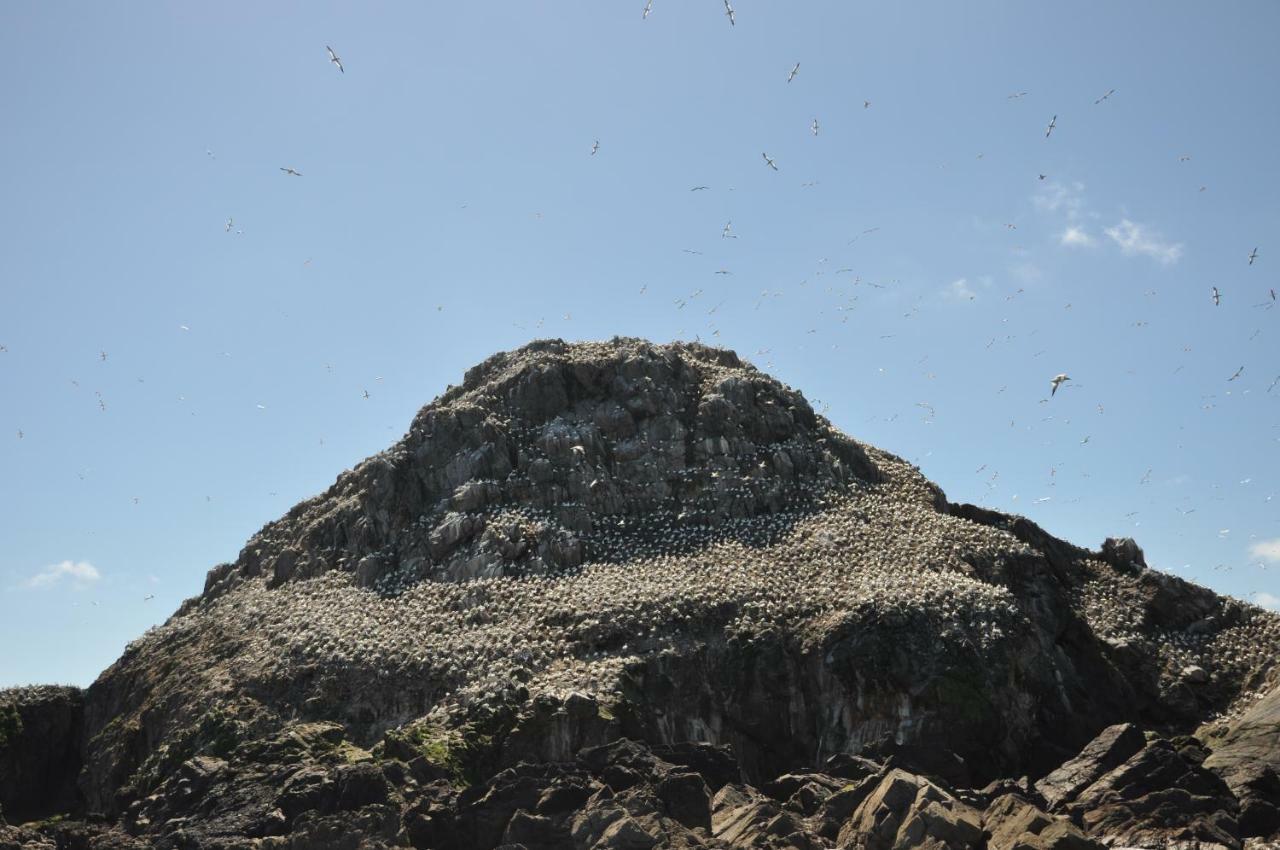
<box><xmin>2</xmin><ymin>338</ymin><xmax>1278</xmax><ymax>850</ymax></box>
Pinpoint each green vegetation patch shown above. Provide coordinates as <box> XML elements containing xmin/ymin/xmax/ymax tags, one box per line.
<box><xmin>381</xmin><ymin>710</ymin><xmax>517</xmax><ymax>788</ymax></box>
<box><xmin>129</xmin><ymin>707</ymin><xmax>243</xmax><ymax>797</ymax></box>
<box><xmin>0</xmin><ymin>702</ymin><xmax>22</xmax><ymax>751</ymax></box>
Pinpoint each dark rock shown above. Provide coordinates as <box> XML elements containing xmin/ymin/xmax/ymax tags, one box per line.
<box><xmin>1100</xmin><ymin>537</ymin><xmax>1145</xmax><ymax>572</ymax></box>
<box><xmin>0</xmin><ymin>686</ymin><xmax>83</xmax><ymax>823</ymax></box>
<box><xmin>1203</xmin><ymin>685</ymin><xmax>1280</xmax><ymax>838</ymax></box>
<box><xmin>649</xmin><ymin>741</ymin><xmax>740</xmax><ymax>791</ymax></box>
<box><xmin>654</xmin><ymin>771</ymin><xmax>710</xmax><ymax>830</ymax></box>
<box><xmin>1070</xmin><ymin>738</ymin><xmax>1242</xmax><ymax>848</ymax></box>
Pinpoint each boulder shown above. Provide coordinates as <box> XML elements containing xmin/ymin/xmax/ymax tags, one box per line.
<box><xmin>838</xmin><ymin>768</ymin><xmax>983</xmax><ymax>850</ymax></box>
<box><xmin>1035</xmin><ymin>723</ymin><xmax>1145</xmax><ymax>810</ymax></box>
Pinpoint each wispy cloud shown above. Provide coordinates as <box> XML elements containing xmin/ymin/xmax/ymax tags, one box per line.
<box><xmin>1035</xmin><ymin>182</ymin><xmax>1182</xmax><ymax>265</ymax></box>
<box><xmin>1104</xmin><ymin>219</ymin><xmax>1184</xmax><ymax>265</ymax></box>
<box><xmin>23</xmin><ymin>560</ymin><xmax>100</xmax><ymax>590</ymax></box>
<box><xmin>1254</xmin><ymin>591</ymin><xmax>1280</xmax><ymax>612</ymax></box>
<box><xmin>944</xmin><ymin>278</ymin><xmax>976</xmax><ymax>301</ymax></box>
<box><xmin>1034</xmin><ymin>181</ymin><xmax>1087</xmax><ymax>220</ymax></box>
<box><xmin>1060</xmin><ymin>226</ymin><xmax>1094</xmax><ymax>248</ymax></box>
<box><xmin>1248</xmin><ymin>539</ymin><xmax>1280</xmax><ymax>562</ymax></box>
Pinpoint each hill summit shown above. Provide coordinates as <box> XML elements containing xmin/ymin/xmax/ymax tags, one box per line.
<box><xmin>2</xmin><ymin>338</ymin><xmax>1278</xmax><ymax>850</ymax></box>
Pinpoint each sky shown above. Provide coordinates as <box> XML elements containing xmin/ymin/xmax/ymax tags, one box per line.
<box><xmin>1</xmin><ymin>2</ymin><xmax>1278</xmax><ymax>688</ymax></box>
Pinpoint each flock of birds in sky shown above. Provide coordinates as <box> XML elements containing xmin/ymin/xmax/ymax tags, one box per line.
<box><xmin>14</xmin><ymin>14</ymin><xmax>1269</xmax><ymax>429</ymax></box>
<box><xmin>2</xmin><ymin>4</ymin><xmax>1275</xmax><ymax>619</ymax></box>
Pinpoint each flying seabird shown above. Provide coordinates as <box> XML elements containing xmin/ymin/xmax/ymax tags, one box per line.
<box><xmin>722</xmin><ymin>221</ymin><xmax>736</xmax><ymax>238</ymax></box>
<box><xmin>690</xmin><ymin>186</ymin><xmax>710</xmax><ymax>191</ymax></box>
<box><xmin>326</xmin><ymin>45</ymin><xmax>343</xmax><ymax>73</ymax></box>
<box><xmin>1094</xmin><ymin>88</ymin><xmax>1115</xmax><ymax>104</ymax></box>
<box><xmin>762</xmin><ymin>152</ymin><xmax>778</xmax><ymax>171</ymax></box>
<box><xmin>280</xmin><ymin>167</ymin><xmax>302</xmax><ymax>176</ymax></box>
<box><xmin>811</xmin><ymin>118</ymin><xmax>819</xmax><ymax>135</ymax></box>
<box><xmin>1248</xmin><ymin>247</ymin><xmax>1258</xmax><ymax>265</ymax></box>
<box><xmin>787</xmin><ymin>63</ymin><xmax>800</xmax><ymax>83</ymax></box>
<box><xmin>1228</xmin><ymin>366</ymin><xmax>1244</xmax><ymax>382</ymax></box>
<box><xmin>723</xmin><ymin>0</ymin><xmax>735</xmax><ymax>26</ymax></box>
<box><xmin>1050</xmin><ymin>373</ymin><xmax>1070</xmax><ymax>396</ymax></box>
<box><xmin>1045</xmin><ymin>115</ymin><xmax>1057</xmax><ymax>138</ymax></box>
<box><xmin>642</xmin><ymin>0</ymin><xmax>652</xmax><ymax>18</ymax></box>
<box><xmin>590</xmin><ymin>140</ymin><xmax>599</xmax><ymax>156</ymax></box>
<box><xmin>1212</xmin><ymin>286</ymin><xmax>1221</xmax><ymax>306</ymax></box>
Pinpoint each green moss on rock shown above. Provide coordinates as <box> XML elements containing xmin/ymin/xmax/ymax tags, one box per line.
<box><xmin>0</xmin><ymin>702</ymin><xmax>22</xmax><ymax>752</ymax></box>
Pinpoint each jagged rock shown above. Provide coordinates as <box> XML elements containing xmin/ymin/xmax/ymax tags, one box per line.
<box><xmin>837</xmin><ymin>768</ymin><xmax>983</xmax><ymax>850</ymax></box>
<box><xmin>1203</xmin><ymin>685</ymin><xmax>1280</xmax><ymax>838</ymax></box>
<box><xmin>1100</xmin><ymin>537</ymin><xmax>1145</xmax><ymax>572</ymax></box>
<box><xmin>811</xmin><ymin>770</ymin><xmax>886</xmax><ymax>841</ymax></box>
<box><xmin>1069</xmin><ymin>738</ymin><xmax>1243</xmax><ymax>848</ymax></box>
<box><xmin>710</xmin><ymin>783</ymin><xmax>780</xmax><ymax>847</ymax></box>
<box><xmin>1036</xmin><ymin>723</ymin><xmax>1146</xmax><ymax>810</ymax></box>
<box><xmin>984</xmin><ymin>793</ymin><xmax>1102</xmax><ymax>850</ymax></box>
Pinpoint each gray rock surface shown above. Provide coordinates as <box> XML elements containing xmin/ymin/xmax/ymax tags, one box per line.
<box><xmin>1204</xmin><ymin>681</ymin><xmax>1280</xmax><ymax>837</ymax></box>
<box><xmin>1036</xmin><ymin>723</ymin><xmax>1146</xmax><ymax>810</ymax></box>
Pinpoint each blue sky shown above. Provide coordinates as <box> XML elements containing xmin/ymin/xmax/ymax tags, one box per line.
<box><xmin>1</xmin><ymin>2</ymin><xmax>1277</xmax><ymax>688</ymax></box>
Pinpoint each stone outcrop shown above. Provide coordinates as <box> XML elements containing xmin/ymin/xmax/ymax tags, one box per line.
<box><xmin>1</xmin><ymin>339</ymin><xmax>1278</xmax><ymax>849</ymax></box>
<box><xmin>1035</xmin><ymin>722</ymin><xmax>1146</xmax><ymax>810</ymax></box>
<box><xmin>1066</xmin><ymin>737</ymin><xmax>1243</xmax><ymax>848</ymax></box>
<box><xmin>1203</xmin><ymin>683</ymin><xmax>1280</xmax><ymax>838</ymax></box>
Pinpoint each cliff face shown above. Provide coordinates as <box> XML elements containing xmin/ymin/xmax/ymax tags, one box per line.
<box><xmin>2</xmin><ymin>339</ymin><xmax>1277</xmax><ymax>849</ymax></box>
<box><xmin>0</xmin><ymin>686</ymin><xmax>83</xmax><ymax>823</ymax></box>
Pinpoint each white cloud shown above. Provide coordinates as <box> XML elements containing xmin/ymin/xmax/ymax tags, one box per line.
<box><xmin>1034</xmin><ymin>181</ymin><xmax>1087</xmax><ymax>220</ymax></box>
<box><xmin>1060</xmin><ymin>226</ymin><xmax>1094</xmax><ymax>248</ymax></box>
<box><xmin>1248</xmin><ymin>539</ymin><xmax>1280</xmax><ymax>562</ymax></box>
<box><xmin>945</xmin><ymin>278</ymin><xmax>976</xmax><ymax>301</ymax></box>
<box><xmin>1254</xmin><ymin>592</ymin><xmax>1280</xmax><ymax>612</ymax></box>
<box><xmin>1104</xmin><ymin>219</ymin><xmax>1184</xmax><ymax>265</ymax></box>
<box><xmin>24</xmin><ymin>560</ymin><xmax>100</xmax><ymax>590</ymax></box>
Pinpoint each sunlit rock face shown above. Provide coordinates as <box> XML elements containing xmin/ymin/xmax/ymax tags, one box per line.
<box><xmin>5</xmin><ymin>338</ymin><xmax>1277</xmax><ymax>849</ymax></box>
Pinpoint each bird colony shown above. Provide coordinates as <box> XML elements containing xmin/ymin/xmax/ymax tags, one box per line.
<box><xmin>109</xmin><ymin>339</ymin><xmax>1277</xmax><ymax>766</ymax></box>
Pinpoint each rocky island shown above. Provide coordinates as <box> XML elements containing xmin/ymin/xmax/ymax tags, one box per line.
<box><xmin>2</xmin><ymin>338</ymin><xmax>1277</xmax><ymax>849</ymax></box>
